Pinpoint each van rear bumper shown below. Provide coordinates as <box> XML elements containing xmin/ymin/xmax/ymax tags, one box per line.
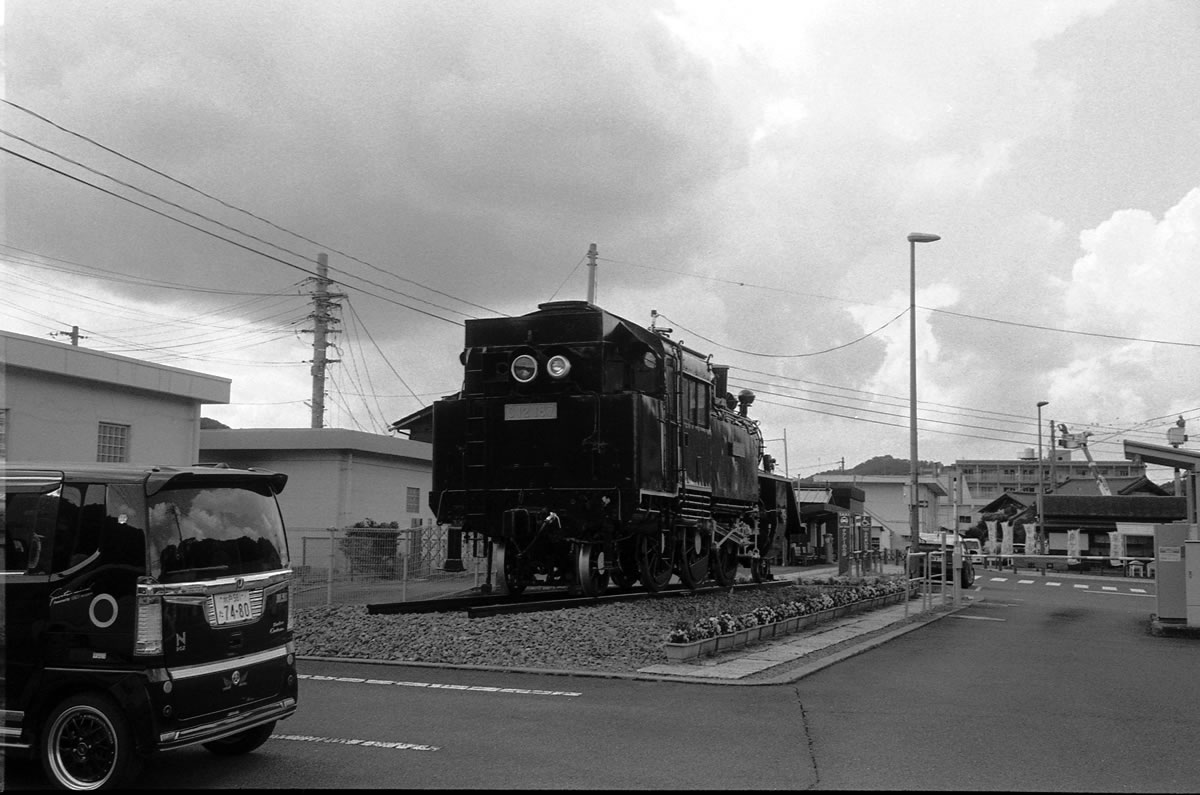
<box><xmin>156</xmin><ymin>697</ymin><xmax>297</xmax><ymax>750</ymax></box>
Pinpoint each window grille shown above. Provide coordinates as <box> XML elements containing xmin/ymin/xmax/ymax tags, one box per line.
<box><xmin>406</xmin><ymin>486</ymin><xmax>420</xmax><ymax>513</ymax></box>
<box><xmin>97</xmin><ymin>422</ymin><xmax>129</xmax><ymax>462</ymax></box>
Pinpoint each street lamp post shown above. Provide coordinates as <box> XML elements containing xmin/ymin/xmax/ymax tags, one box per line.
<box><xmin>1036</xmin><ymin>400</ymin><xmax>1049</xmax><ymax>554</ymax></box>
<box><xmin>907</xmin><ymin>232</ymin><xmax>940</xmax><ymax>572</ymax></box>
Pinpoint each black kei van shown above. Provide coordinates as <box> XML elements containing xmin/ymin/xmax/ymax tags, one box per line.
<box><xmin>1</xmin><ymin>463</ymin><xmax>299</xmax><ymax>790</ymax></box>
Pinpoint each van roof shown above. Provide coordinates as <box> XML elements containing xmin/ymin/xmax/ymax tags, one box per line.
<box><xmin>1</xmin><ymin>462</ymin><xmax>288</xmax><ymax>494</ymax></box>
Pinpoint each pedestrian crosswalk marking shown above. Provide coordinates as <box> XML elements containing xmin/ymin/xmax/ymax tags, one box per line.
<box><xmin>1073</xmin><ymin>584</ymin><xmax>1089</xmax><ymax>589</ymax></box>
<box><xmin>1102</xmin><ymin>586</ymin><xmax>1117</xmax><ymax>591</ymax></box>
<box><xmin>1018</xmin><ymin>579</ymin><xmax>1034</xmax><ymax>584</ymax></box>
<box><xmin>1046</xmin><ymin>582</ymin><xmax>1061</xmax><ymax>586</ymax></box>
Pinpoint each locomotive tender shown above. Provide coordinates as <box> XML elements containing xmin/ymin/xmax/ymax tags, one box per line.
<box><xmin>429</xmin><ymin>300</ymin><xmax>798</xmax><ymax>596</ymax></box>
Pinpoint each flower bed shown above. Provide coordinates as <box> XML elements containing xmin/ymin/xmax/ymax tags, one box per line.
<box><xmin>662</xmin><ymin>577</ymin><xmax>910</xmax><ymax>662</ymax></box>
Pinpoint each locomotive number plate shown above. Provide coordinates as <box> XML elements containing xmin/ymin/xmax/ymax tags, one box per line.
<box><xmin>504</xmin><ymin>402</ymin><xmax>557</xmax><ymax>421</ymax></box>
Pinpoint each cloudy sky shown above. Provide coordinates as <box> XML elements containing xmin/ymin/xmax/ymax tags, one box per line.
<box><xmin>2</xmin><ymin>0</ymin><xmax>1198</xmax><ymax>481</ymax></box>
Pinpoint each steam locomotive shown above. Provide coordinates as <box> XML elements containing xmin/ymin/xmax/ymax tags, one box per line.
<box><xmin>429</xmin><ymin>300</ymin><xmax>798</xmax><ymax>596</ymax></box>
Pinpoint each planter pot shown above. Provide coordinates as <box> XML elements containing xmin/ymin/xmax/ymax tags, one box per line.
<box><xmin>733</xmin><ymin>628</ymin><xmax>752</xmax><ymax>647</ymax></box>
<box><xmin>701</xmin><ymin>637</ymin><xmax>719</xmax><ymax>656</ymax></box>
<box><xmin>715</xmin><ymin>633</ymin><xmax>737</xmax><ymax>651</ymax></box>
<box><xmin>760</xmin><ymin>622</ymin><xmax>777</xmax><ymax>640</ymax></box>
<box><xmin>664</xmin><ymin>641</ymin><xmax>700</xmax><ymax>662</ymax></box>
<box><xmin>783</xmin><ymin>616</ymin><xmax>801</xmax><ymax>633</ymax></box>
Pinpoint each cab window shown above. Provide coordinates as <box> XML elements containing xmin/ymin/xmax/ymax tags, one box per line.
<box><xmin>681</xmin><ymin>375</ymin><xmax>710</xmax><ymax>428</ymax></box>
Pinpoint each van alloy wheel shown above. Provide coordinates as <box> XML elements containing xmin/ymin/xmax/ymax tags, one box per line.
<box><xmin>41</xmin><ymin>693</ymin><xmax>142</xmax><ymax>791</ymax></box>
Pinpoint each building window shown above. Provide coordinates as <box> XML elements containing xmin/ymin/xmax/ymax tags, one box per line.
<box><xmin>97</xmin><ymin>422</ymin><xmax>129</xmax><ymax>462</ymax></box>
<box><xmin>406</xmin><ymin>486</ymin><xmax>420</xmax><ymax>513</ymax></box>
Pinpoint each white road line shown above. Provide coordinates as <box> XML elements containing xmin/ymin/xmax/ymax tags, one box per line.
<box><xmin>299</xmin><ymin>673</ymin><xmax>582</xmax><ymax>698</ymax></box>
<box><xmin>1132</xmin><ymin>588</ymin><xmax>1148</xmax><ymax>593</ymax></box>
<box><xmin>1073</xmin><ymin>584</ymin><xmax>1089</xmax><ymax>589</ymax></box>
<box><xmin>1102</xmin><ymin>586</ymin><xmax>1118</xmax><ymax>591</ymax></box>
<box><xmin>272</xmin><ymin>733</ymin><xmax>440</xmax><ymax>752</ymax></box>
<box><xmin>1083</xmin><ymin>590</ymin><xmax>1155</xmax><ymax>597</ymax></box>
<box><xmin>1046</xmin><ymin>582</ymin><xmax>1062</xmax><ymax>586</ymax></box>
<box><xmin>1018</xmin><ymin>579</ymin><xmax>1034</xmax><ymax>584</ymax></box>
<box><xmin>952</xmin><ymin>615</ymin><xmax>1005</xmax><ymax>621</ymax></box>
<box><xmin>989</xmin><ymin>577</ymin><xmax>1008</xmax><ymax>582</ymax></box>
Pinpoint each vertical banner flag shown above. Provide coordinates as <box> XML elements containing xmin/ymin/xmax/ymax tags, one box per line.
<box><xmin>1109</xmin><ymin>531</ymin><xmax>1125</xmax><ymax>565</ymax></box>
<box><xmin>1067</xmin><ymin>529</ymin><xmax>1080</xmax><ymax>561</ymax></box>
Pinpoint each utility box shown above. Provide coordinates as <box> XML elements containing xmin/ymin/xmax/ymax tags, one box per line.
<box><xmin>1187</xmin><ymin>540</ymin><xmax>1200</xmax><ymax>627</ymax></box>
<box><xmin>1155</xmin><ymin>523</ymin><xmax>1191</xmax><ymax>622</ymax></box>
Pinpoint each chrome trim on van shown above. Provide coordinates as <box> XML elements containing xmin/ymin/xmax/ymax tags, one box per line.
<box><xmin>138</xmin><ymin>569</ymin><xmax>291</xmax><ymax>597</ymax></box>
<box><xmin>168</xmin><ymin>644</ymin><xmax>292</xmax><ymax>681</ymax></box>
<box><xmin>158</xmin><ymin>697</ymin><xmax>297</xmax><ymax>748</ymax></box>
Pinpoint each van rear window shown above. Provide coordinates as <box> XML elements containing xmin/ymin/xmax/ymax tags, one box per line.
<box><xmin>147</xmin><ymin>484</ymin><xmax>288</xmax><ymax>583</ymax></box>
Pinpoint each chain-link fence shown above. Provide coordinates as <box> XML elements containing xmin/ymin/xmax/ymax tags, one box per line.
<box><xmin>292</xmin><ymin>524</ymin><xmax>485</xmax><ymax>609</ymax></box>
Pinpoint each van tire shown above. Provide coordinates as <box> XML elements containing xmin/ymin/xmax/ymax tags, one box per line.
<box><xmin>202</xmin><ymin>721</ymin><xmax>276</xmax><ymax>756</ymax></box>
<box><xmin>41</xmin><ymin>692</ymin><xmax>143</xmax><ymax>790</ymax></box>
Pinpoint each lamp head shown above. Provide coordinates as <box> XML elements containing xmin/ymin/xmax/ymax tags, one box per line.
<box><xmin>1037</xmin><ymin>400</ymin><xmax>1049</xmax><ymax>408</ymax></box>
<box><xmin>907</xmin><ymin>232</ymin><xmax>941</xmax><ymax>243</ymax></box>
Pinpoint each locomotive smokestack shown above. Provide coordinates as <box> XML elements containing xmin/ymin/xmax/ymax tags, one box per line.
<box><xmin>737</xmin><ymin>389</ymin><xmax>755</xmax><ymax>417</ymax></box>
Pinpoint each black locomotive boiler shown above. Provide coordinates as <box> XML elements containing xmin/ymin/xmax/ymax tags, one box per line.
<box><xmin>429</xmin><ymin>300</ymin><xmax>798</xmax><ymax>596</ymax></box>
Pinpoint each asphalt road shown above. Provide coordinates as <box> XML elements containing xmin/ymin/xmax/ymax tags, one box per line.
<box><xmin>7</xmin><ymin>571</ymin><xmax>1197</xmax><ymax>791</ymax></box>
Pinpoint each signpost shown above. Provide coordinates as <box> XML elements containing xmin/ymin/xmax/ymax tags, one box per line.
<box><xmin>838</xmin><ymin>514</ymin><xmax>851</xmax><ymax>576</ymax></box>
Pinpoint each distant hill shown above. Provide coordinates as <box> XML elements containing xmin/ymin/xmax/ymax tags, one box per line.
<box><xmin>201</xmin><ymin>417</ymin><xmax>231</xmax><ymax>429</ymax></box>
<box><xmin>801</xmin><ymin>455</ymin><xmax>942</xmax><ymax>481</ymax></box>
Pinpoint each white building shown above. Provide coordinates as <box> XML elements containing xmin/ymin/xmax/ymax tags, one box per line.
<box><xmin>1</xmin><ymin>329</ymin><xmax>229</xmax><ymax>464</ymax></box>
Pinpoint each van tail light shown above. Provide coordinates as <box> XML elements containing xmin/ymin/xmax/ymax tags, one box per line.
<box><xmin>286</xmin><ymin>581</ymin><xmax>295</xmax><ymax>632</ymax></box>
<box><xmin>135</xmin><ymin>594</ymin><xmax>164</xmax><ymax>656</ymax></box>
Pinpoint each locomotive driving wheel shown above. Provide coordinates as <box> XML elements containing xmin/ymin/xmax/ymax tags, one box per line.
<box><xmin>636</xmin><ymin>533</ymin><xmax>674</xmax><ymax>592</ymax></box>
<box><xmin>573</xmin><ymin>542</ymin><xmax>609</xmax><ymax>597</ymax></box>
<box><xmin>677</xmin><ymin>526</ymin><xmax>710</xmax><ymax>590</ymax></box>
<box><xmin>491</xmin><ymin>540</ymin><xmax>526</xmax><ymax>596</ymax></box>
<box><xmin>710</xmin><ymin>540</ymin><xmax>739</xmax><ymax>587</ymax></box>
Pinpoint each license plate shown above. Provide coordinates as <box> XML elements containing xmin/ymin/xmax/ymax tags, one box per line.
<box><xmin>213</xmin><ymin>591</ymin><xmax>254</xmax><ymax>625</ymax></box>
<box><xmin>504</xmin><ymin>402</ymin><xmax>557</xmax><ymax>421</ymax></box>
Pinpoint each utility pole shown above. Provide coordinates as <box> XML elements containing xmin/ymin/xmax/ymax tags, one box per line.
<box><xmin>51</xmin><ymin>325</ymin><xmax>87</xmax><ymax>346</ymax></box>
<box><xmin>304</xmin><ymin>253</ymin><xmax>342</xmax><ymax>429</ymax></box>
<box><xmin>586</xmin><ymin>242</ymin><xmax>598</xmax><ymax>304</ymax></box>
<box><xmin>1049</xmin><ymin>419</ymin><xmax>1058</xmax><ymax>491</ymax></box>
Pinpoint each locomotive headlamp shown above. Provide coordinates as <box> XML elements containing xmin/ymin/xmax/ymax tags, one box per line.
<box><xmin>546</xmin><ymin>355</ymin><xmax>571</xmax><ymax>379</ymax></box>
<box><xmin>511</xmin><ymin>354</ymin><xmax>538</xmax><ymax>383</ymax></box>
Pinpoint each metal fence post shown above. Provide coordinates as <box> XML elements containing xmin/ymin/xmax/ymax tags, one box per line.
<box><xmin>326</xmin><ymin>527</ymin><xmax>336</xmax><ymax>606</ymax></box>
<box><xmin>402</xmin><ymin>528</ymin><xmax>409</xmax><ymax>603</ymax></box>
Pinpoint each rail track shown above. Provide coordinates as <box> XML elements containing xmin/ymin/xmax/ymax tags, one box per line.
<box><xmin>366</xmin><ymin>577</ymin><xmax>794</xmax><ymax>618</ymax></box>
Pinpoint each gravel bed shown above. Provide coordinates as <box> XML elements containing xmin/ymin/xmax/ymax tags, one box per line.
<box><xmin>295</xmin><ymin>582</ymin><xmax>842</xmax><ymax>673</ymax></box>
